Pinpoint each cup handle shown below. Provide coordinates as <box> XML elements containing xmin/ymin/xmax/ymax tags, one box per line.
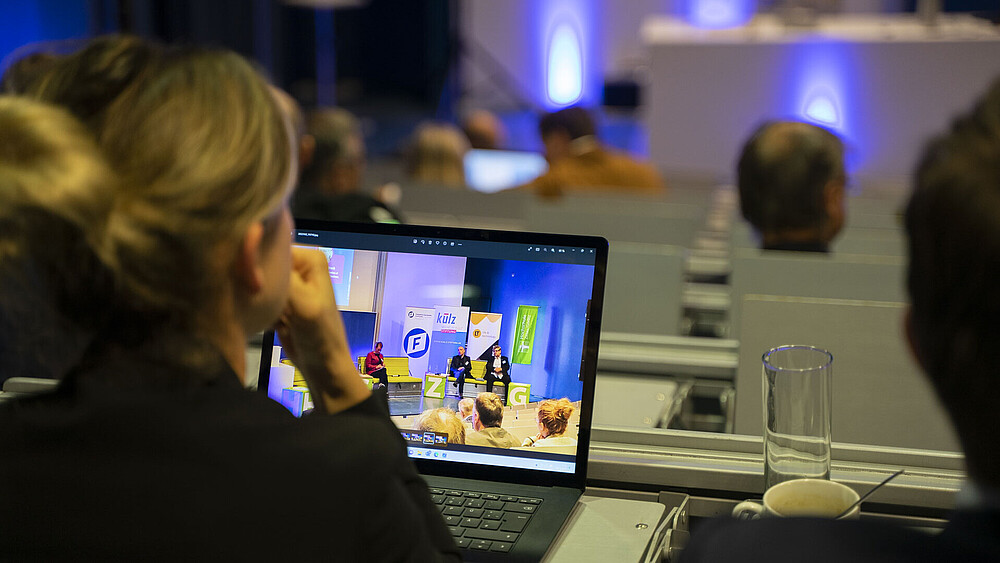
<box><xmin>732</xmin><ymin>501</ymin><xmax>764</xmax><ymax>520</ymax></box>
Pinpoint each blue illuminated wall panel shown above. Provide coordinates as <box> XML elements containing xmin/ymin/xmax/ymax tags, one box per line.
<box><xmin>462</xmin><ymin>258</ymin><xmax>595</xmax><ymax>402</ymax></box>
<box><xmin>0</xmin><ymin>1</ymin><xmax>91</xmax><ymax>70</ymax></box>
<box><xmin>342</xmin><ymin>311</ymin><xmax>378</xmax><ymax>368</ymax></box>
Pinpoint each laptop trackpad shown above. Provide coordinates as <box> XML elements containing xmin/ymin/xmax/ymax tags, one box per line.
<box><xmin>543</xmin><ymin>496</ymin><xmax>666</xmax><ymax>562</ymax></box>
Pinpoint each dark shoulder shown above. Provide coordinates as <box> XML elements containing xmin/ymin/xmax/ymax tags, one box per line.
<box><xmin>294</xmin><ymin>191</ymin><xmax>401</xmax><ymax>224</ymax></box>
<box><xmin>681</xmin><ymin>517</ymin><xmax>947</xmax><ymax>563</ymax></box>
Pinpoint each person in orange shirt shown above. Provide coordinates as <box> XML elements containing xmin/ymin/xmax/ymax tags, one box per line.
<box><xmin>523</xmin><ymin>106</ymin><xmax>666</xmax><ymax>198</ymax></box>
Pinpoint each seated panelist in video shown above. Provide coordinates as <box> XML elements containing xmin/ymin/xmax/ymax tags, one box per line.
<box><xmin>484</xmin><ymin>345</ymin><xmax>511</xmax><ymax>404</ymax></box>
<box><xmin>365</xmin><ymin>341</ymin><xmax>389</xmax><ymax>392</ymax></box>
<box><xmin>450</xmin><ymin>345</ymin><xmax>472</xmax><ymax>396</ymax></box>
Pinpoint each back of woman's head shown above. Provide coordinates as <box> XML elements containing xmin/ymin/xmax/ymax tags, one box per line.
<box><xmin>537</xmin><ymin>398</ymin><xmax>575</xmax><ymax>436</ymax></box>
<box><xmin>406</xmin><ymin>122</ymin><xmax>469</xmax><ymax>188</ymax></box>
<box><xmin>413</xmin><ymin>407</ymin><xmax>466</xmax><ymax>444</ymax></box>
<box><xmin>0</xmin><ymin>96</ymin><xmax>114</xmax><ymax>257</ymax></box>
<box><xmin>1</xmin><ymin>51</ymin><xmax>60</xmax><ymax>95</ymax></box>
<box><xmin>22</xmin><ymin>35</ymin><xmax>161</xmax><ymax>133</ymax></box>
<box><xmin>98</xmin><ymin>47</ymin><xmax>294</xmax><ymax>329</ymax></box>
<box><xmin>0</xmin><ymin>96</ymin><xmax>117</xmax><ymax>377</ymax></box>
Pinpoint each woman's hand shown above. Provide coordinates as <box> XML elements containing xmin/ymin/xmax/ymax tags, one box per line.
<box><xmin>275</xmin><ymin>247</ymin><xmax>370</xmax><ymax>414</ymax></box>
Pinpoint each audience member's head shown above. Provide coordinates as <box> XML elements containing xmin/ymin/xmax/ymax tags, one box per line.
<box><xmin>0</xmin><ymin>96</ymin><xmax>116</xmax><ymax>265</ymax></box>
<box><xmin>457</xmin><ymin>398</ymin><xmax>475</xmax><ymax>420</ymax></box>
<box><xmin>905</xmin><ymin>78</ymin><xmax>1000</xmax><ymax>488</ymax></box>
<box><xmin>473</xmin><ymin>392</ymin><xmax>505</xmax><ymax>430</ymax></box>
<box><xmin>270</xmin><ymin>85</ymin><xmax>313</xmax><ymax>171</ymax></box>
<box><xmin>0</xmin><ymin>96</ymin><xmax>118</xmax><ymax>379</ymax></box>
<box><xmin>405</xmin><ymin>121</ymin><xmax>469</xmax><ymax>188</ymax></box>
<box><xmin>538</xmin><ymin>106</ymin><xmax>597</xmax><ymax>163</ymax></box>
<box><xmin>75</xmin><ymin>46</ymin><xmax>294</xmax><ymax>342</ymax></box>
<box><xmin>21</xmin><ymin>35</ymin><xmax>161</xmax><ymax>133</ymax></box>
<box><xmin>462</xmin><ymin>109</ymin><xmax>506</xmax><ymax>150</ymax></box>
<box><xmin>299</xmin><ymin>107</ymin><xmax>365</xmax><ymax>195</ymax></box>
<box><xmin>536</xmin><ymin>398</ymin><xmax>575</xmax><ymax>438</ymax></box>
<box><xmin>413</xmin><ymin>407</ymin><xmax>466</xmax><ymax>444</ymax></box>
<box><xmin>737</xmin><ymin>121</ymin><xmax>846</xmax><ymax>250</ymax></box>
<box><xmin>1</xmin><ymin>51</ymin><xmax>60</xmax><ymax>95</ymax></box>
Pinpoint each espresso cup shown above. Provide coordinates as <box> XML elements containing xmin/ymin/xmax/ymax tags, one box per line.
<box><xmin>732</xmin><ymin>479</ymin><xmax>860</xmax><ymax>520</ymax></box>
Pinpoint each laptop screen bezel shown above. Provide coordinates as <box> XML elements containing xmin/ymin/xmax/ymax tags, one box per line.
<box><xmin>256</xmin><ymin>219</ymin><xmax>607</xmax><ymax>491</ymax></box>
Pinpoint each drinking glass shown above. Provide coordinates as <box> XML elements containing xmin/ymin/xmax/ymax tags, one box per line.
<box><xmin>762</xmin><ymin>345</ymin><xmax>833</xmax><ymax>490</ymax></box>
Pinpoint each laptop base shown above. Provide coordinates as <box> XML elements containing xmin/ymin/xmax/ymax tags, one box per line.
<box><xmin>423</xmin><ymin>475</ymin><xmax>582</xmax><ymax>562</ymax></box>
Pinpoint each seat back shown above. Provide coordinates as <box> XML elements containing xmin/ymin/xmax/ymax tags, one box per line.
<box><xmin>733</xmin><ymin>295</ymin><xmax>960</xmax><ymax>452</ymax></box>
<box><xmin>729</xmin><ymin>249</ymin><xmax>906</xmax><ymax>339</ymax></box>
<box><xmin>602</xmin><ymin>242</ymin><xmax>685</xmax><ymax>337</ymax></box>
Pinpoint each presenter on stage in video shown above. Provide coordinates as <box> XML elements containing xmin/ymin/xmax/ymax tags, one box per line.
<box><xmin>365</xmin><ymin>341</ymin><xmax>389</xmax><ymax>393</ymax></box>
<box><xmin>450</xmin><ymin>345</ymin><xmax>473</xmax><ymax>397</ymax></box>
<box><xmin>484</xmin><ymin>345</ymin><xmax>512</xmax><ymax>405</ymax></box>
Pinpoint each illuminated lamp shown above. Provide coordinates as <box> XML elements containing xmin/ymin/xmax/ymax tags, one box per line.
<box><xmin>546</xmin><ymin>21</ymin><xmax>583</xmax><ymax>107</ymax></box>
<box><xmin>688</xmin><ymin>0</ymin><xmax>754</xmax><ymax>29</ymax></box>
<box><xmin>803</xmin><ymin>91</ymin><xmax>841</xmax><ymax>127</ymax></box>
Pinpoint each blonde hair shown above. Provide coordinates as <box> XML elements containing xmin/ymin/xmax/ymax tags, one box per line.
<box><xmin>413</xmin><ymin>408</ymin><xmax>466</xmax><ymax>444</ymax></box>
<box><xmin>0</xmin><ymin>96</ymin><xmax>118</xmax><ymax>375</ymax></box>
<box><xmin>22</xmin><ymin>35</ymin><xmax>160</xmax><ymax>132</ymax></box>
<box><xmin>457</xmin><ymin>398</ymin><xmax>475</xmax><ymax>418</ymax></box>
<box><xmin>406</xmin><ymin>122</ymin><xmax>469</xmax><ymax>188</ymax></box>
<box><xmin>97</xmin><ymin>48</ymin><xmax>294</xmax><ymax>328</ymax></box>
<box><xmin>537</xmin><ymin>398</ymin><xmax>575</xmax><ymax>437</ymax></box>
<box><xmin>0</xmin><ymin>95</ymin><xmax>115</xmax><ymax>268</ymax></box>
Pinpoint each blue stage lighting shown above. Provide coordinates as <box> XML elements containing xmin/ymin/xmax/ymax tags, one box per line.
<box><xmin>787</xmin><ymin>42</ymin><xmax>848</xmax><ymax>135</ymax></box>
<box><xmin>547</xmin><ymin>21</ymin><xmax>583</xmax><ymax>106</ymax></box>
<box><xmin>804</xmin><ymin>90</ymin><xmax>841</xmax><ymax>126</ymax></box>
<box><xmin>687</xmin><ymin>0</ymin><xmax>754</xmax><ymax>29</ymax></box>
<box><xmin>783</xmin><ymin>40</ymin><xmax>866</xmax><ymax>173</ymax></box>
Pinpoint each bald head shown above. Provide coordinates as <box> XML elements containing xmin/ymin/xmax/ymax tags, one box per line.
<box><xmin>737</xmin><ymin>121</ymin><xmax>846</xmax><ymax>245</ymax></box>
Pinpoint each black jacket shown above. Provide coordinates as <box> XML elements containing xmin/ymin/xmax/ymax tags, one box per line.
<box><xmin>0</xmin><ymin>337</ymin><xmax>459</xmax><ymax>561</ymax></box>
<box><xmin>678</xmin><ymin>510</ymin><xmax>1000</xmax><ymax>563</ymax></box>
<box><xmin>484</xmin><ymin>355</ymin><xmax>511</xmax><ymax>381</ymax></box>
<box><xmin>449</xmin><ymin>354</ymin><xmax>472</xmax><ymax>375</ymax></box>
<box><xmin>293</xmin><ymin>191</ymin><xmax>402</xmax><ymax>224</ymax></box>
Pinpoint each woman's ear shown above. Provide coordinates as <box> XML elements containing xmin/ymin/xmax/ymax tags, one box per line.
<box><xmin>235</xmin><ymin>221</ymin><xmax>265</xmax><ymax>294</ymax></box>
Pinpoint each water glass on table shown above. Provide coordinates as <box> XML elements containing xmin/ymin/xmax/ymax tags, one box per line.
<box><xmin>762</xmin><ymin>345</ymin><xmax>833</xmax><ymax>490</ymax></box>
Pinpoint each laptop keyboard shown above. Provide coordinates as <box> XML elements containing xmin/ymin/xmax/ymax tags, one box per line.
<box><xmin>429</xmin><ymin>487</ymin><xmax>542</xmax><ymax>553</ymax></box>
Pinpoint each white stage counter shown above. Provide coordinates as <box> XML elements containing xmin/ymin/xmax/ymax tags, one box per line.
<box><xmin>643</xmin><ymin>15</ymin><xmax>1000</xmax><ymax>183</ymax></box>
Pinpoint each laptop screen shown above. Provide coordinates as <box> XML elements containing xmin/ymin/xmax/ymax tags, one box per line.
<box><xmin>258</xmin><ymin>221</ymin><xmax>606</xmax><ymax>487</ymax></box>
<box><xmin>464</xmin><ymin>149</ymin><xmax>548</xmax><ymax>193</ymax></box>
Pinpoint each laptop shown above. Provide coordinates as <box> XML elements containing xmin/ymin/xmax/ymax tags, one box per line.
<box><xmin>257</xmin><ymin>220</ymin><xmax>608</xmax><ymax>562</ymax></box>
<box><xmin>464</xmin><ymin>149</ymin><xmax>548</xmax><ymax>193</ymax></box>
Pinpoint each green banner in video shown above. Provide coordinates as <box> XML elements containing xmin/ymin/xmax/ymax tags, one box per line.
<box><xmin>512</xmin><ymin>305</ymin><xmax>538</xmax><ymax>364</ymax></box>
